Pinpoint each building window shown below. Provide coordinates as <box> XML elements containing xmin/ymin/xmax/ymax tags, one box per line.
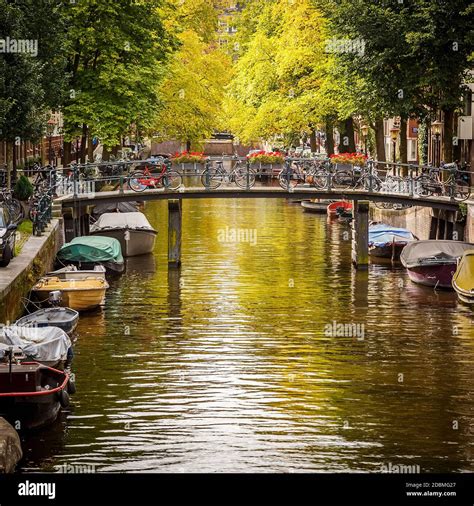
<box><xmin>463</xmin><ymin>90</ymin><xmax>472</xmax><ymax>116</ymax></box>
<box><xmin>408</xmin><ymin>139</ymin><xmax>417</xmax><ymax>161</ymax></box>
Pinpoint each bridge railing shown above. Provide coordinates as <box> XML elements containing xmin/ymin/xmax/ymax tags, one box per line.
<box><xmin>20</xmin><ymin>157</ymin><xmax>473</xmax><ymax>204</ymax></box>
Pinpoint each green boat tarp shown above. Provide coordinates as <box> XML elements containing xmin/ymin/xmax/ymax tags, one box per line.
<box><xmin>57</xmin><ymin>236</ymin><xmax>124</xmax><ymax>264</ymax></box>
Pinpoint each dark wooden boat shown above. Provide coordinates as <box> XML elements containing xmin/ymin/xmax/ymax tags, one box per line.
<box><xmin>401</xmin><ymin>240</ymin><xmax>474</xmax><ymax>289</ymax></box>
<box><xmin>453</xmin><ymin>250</ymin><xmax>474</xmax><ymax>304</ymax></box>
<box><xmin>15</xmin><ymin>307</ymin><xmax>79</xmax><ymax>335</ymax></box>
<box><xmin>0</xmin><ymin>361</ymin><xmax>70</xmax><ymax>430</ymax></box>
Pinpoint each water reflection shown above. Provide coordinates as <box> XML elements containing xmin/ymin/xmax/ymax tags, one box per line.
<box><xmin>19</xmin><ymin>199</ymin><xmax>474</xmax><ymax>473</ymax></box>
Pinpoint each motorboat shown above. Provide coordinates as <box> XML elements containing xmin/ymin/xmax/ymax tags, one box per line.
<box><xmin>56</xmin><ymin>236</ymin><xmax>124</xmax><ymax>274</ymax></box>
<box><xmin>369</xmin><ymin>223</ymin><xmax>417</xmax><ymax>259</ymax></box>
<box><xmin>89</xmin><ymin>212</ymin><xmax>157</xmax><ymax>256</ymax></box>
<box><xmin>0</xmin><ymin>359</ymin><xmax>71</xmax><ymax>430</ymax></box>
<box><xmin>31</xmin><ymin>276</ymin><xmax>109</xmax><ymax>312</ymax></box>
<box><xmin>92</xmin><ymin>201</ymin><xmax>143</xmax><ymax>218</ymax></box>
<box><xmin>15</xmin><ymin>307</ymin><xmax>79</xmax><ymax>335</ymax></box>
<box><xmin>0</xmin><ymin>324</ymin><xmax>72</xmax><ymax>369</ymax></box>
<box><xmin>46</xmin><ymin>264</ymin><xmax>106</xmax><ymax>282</ymax></box>
<box><xmin>453</xmin><ymin>250</ymin><xmax>474</xmax><ymax>304</ymax></box>
<box><xmin>401</xmin><ymin>240</ymin><xmax>474</xmax><ymax>289</ymax></box>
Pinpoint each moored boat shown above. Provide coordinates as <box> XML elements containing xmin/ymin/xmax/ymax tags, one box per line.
<box><xmin>0</xmin><ymin>360</ymin><xmax>71</xmax><ymax>430</ymax></box>
<box><xmin>301</xmin><ymin>199</ymin><xmax>333</xmax><ymax>214</ymax></box>
<box><xmin>56</xmin><ymin>236</ymin><xmax>124</xmax><ymax>274</ymax></box>
<box><xmin>47</xmin><ymin>264</ymin><xmax>106</xmax><ymax>282</ymax></box>
<box><xmin>327</xmin><ymin>200</ymin><xmax>353</xmax><ymax>217</ymax></box>
<box><xmin>15</xmin><ymin>307</ymin><xmax>79</xmax><ymax>335</ymax></box>
<box><xmin>0</xmin><ymin>325</ymin><xmax>72</xmax><ymax>369</ymax></box>
<box><xmin>401</xmin><ymin>240</ymin><xmax>474</xmax><ymax>289</ymax></box>
<box><xmin>369</xmin><ymin>223</ymin><xmax>417</xmax><ymax>259</ymax></box>
<box><xmin>452</xmin><ymin>250</ymin><xmax>474</xmax><ymax>304</ymax></box>
<box><xmin>89</xmin><ymin>212</ymin><xmax>157</xmax><ymax>257</ymax></box>
<box><xmin>31</xmin><ymin>276</ymin><xmax>109</xmax><ymax>312</ymax></box>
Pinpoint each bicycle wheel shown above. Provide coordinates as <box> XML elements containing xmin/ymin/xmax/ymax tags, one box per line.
<box><xmin>8</xmin><ymin>198</ymin><xmax>24</xmax><ymax>223</ymax></box>
<box><xmin>312</xmin><ymin>169</ymin><xmax>330</xmax><ymax>189</ymax></box>
<box><xmin>333</xmin><ymin>170</ymin><xmax>353</xmax><ymax>189</ymax></box>
<box><xmin>162</xmin><ymin>171</ymin><xmax>183</xmax><ymax>191</ymax></box>
<box><xmin>128</xmin><ymin>171</ymin><xmax>148</xmax><ymax>192</ymax></box>
<box><xmin>234</xmin><ymin>167</ymin><xmax>256</xmax><ymax>188</ymax></box>
<box><xmin>201</xmin><ymin>168</ymin><xmax>225</xmax><ymax>189</ymax></box>
<box><xmin>362</xmin><ymin>176</ymin><xmax>381</xmax><ymax>192</ymax></box>
<box><xmin>278</xmin><ymin>170</ymin><xmax>298</xmax><ymax>190</ymax></box>
<box><xmin>452</xmin><ymin>178</ymin><xmax>471</xmax><ymax>202</ymax></box>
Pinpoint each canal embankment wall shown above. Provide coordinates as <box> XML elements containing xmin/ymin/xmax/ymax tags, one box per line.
<box><xmin>370</xmin><ymin>205</ymin><xmax>467</xmax><ymax>241</ymax></box>
<box><xmin>0</xmin><ymin>219</ymin><xmax>63</xmax><ymax>323</ymax></box>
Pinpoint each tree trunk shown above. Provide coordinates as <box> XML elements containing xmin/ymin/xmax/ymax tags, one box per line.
<box><xmin>325</xmin><ymin>119</ymin><xmax>334</xmax><ymax>156</ymax></box>
<box><xmin>374</xmin><ymin>118</ymin><xmax>386</xmax><ymax>162</ymax></box>
<box><xmin>309</xmin><ymin>128</ymin><xmax>317</xmax><ymax>152</ymax></box>
<box><xmin>87</xmin><ymin>131</ymin><xmax>94</xmax><ymax>162</ymax></box>
<box><xmin>399</xmin><ymin>116</ymin><xmax>408</xmax><ymax>175</ymax></box>
<box><xmin>112</xmin><ymin>145</ymin><xmax>119</xmax><ymax>158</ymax></box>
<box><xmin>186</xmin><ymin>140</ymin><xmax>191</xmax><ymax>152</ymax></box>
<box><xmin>102</xmin><ymin>146</ymin><xmax>110</xmax><ymax>162</ymax></box>
<box><xmin>63</xmin><ymin>140</ymin><xmax>72</xmax><ymax>166</ymax></box>
<box><xmin>338</xmin><ymin>117</ymin><xmax>356</xmax><ymax>153</ymax></box>
<box><xmin>80</xmin><ymin>124</ymin><xmax>87</xmax><ymax>164</ymax></box>
<box><xmin>6</xmin><ymin>141</ymin><xmax>11</xmax><ymax>189</ymax></box>
<box><xmin>443</xmin><ymin>109</ymin><xmax>454</xmax><ymax>163</ymax></box>
<box><xmin>12</xmin><ymin>142</ymin><xmax>17</xmax><ymax>185</ymax></box>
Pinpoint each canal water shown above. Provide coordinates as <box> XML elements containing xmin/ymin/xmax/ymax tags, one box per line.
<box><xmin>20</xmin><ymin>199</ymin><xmax>474</xmax><ymax>473</ymax></box>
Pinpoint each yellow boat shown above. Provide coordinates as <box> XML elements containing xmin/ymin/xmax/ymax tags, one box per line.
<box><xmin>31</xmin><ymin>276</ymin><xmax>109</xmax><ymax>312</ymax></box>
<box><xmin>452</xmin><ymin>250</ymin><xmax>474</xmax><ymax>305</ymax></box>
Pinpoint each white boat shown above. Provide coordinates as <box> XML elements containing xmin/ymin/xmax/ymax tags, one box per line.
<box><xmin>89</xmin><ymin>212</ymin><xmax>157</xmax><ymax>257</ymax></box>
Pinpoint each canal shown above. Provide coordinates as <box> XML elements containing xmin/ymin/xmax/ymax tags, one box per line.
<box><xmin>20</xmin><ymin>199</ymin><xmax>474</xmax><ymax>473</ymax></box>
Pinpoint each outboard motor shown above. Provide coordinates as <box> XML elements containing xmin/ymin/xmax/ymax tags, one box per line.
<box><xmin>48</xmin><ymin>290</ymin><xmax>62</xmax><ymax>307</ymax></box>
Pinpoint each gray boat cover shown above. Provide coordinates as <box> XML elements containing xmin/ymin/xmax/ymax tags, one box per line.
<box><xmin>92</xmin><ymin>202</ymin><xmax>141</xmax><ymax>217</ymax></box>
<box><xmin>90</xmin><ymin>212</ymin><xmax>156</xmax><ymax>232</ymax></box>
<box><xmin>400</xmin><ymin>240</ymin><xmax>474</xmax><ymax>268</ymax></box>
<box><xmin>0</xmin><ymin>325</ymin><xmax>71</xmax><ymax>362</ymax></box>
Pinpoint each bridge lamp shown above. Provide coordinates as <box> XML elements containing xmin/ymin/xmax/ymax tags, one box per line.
<box><xmin>361</xmin><ymin>125</ymin><xmax>369</xmax><ymax>156</ymax></box>
<box><xmin>390</xmin><ymin>125</ymin><xmax>400</xmax><ymax>164</ymax></box>
<box><xmin>432</xmin><ymin>120</ymin><xmax>443</xmax><ymax>167</ymax></box>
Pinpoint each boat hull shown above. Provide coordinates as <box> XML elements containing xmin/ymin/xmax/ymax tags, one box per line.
<box><xmin>32</xmin><ymin>287</ymin><xmax>107</xmax><ymax>312</ymax></box>
<box><xmin>89</xmin><ymin>228</ymin><xmax>156</xmax><ymax>257</ymax></box>
<box><xmin>301</xmin><ymin>201</ymin><xmax>329</xmax><ymax>213</ymax></box>
<box><xmin>15</xmin><ymin>308</ymin><xmax>80</xmax><ymax>334</ymax></box>
<box><xmin>406</xmin><ymin>264</ymin><xmax>457</xmax><ymax>289</ymax></box>
<box><xmin>369</xmin><ymin>243</ymin><xmax>407</xmax><ymax>259</ymax></box>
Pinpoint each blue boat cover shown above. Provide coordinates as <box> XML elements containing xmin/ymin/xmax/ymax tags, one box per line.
<box><xmin>369</xmin><ymin>223</ymin><xmax>416</xmax><ymax>247</ymax></box>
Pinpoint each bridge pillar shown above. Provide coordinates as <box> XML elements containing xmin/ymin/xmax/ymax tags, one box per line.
<box><xmin>168</xmin><ymin>199</ymin><xmax>182</xmax><ymax>267</ymax></box>
<box><xmin>352</xmin><ymin>200</ymin><xmax>369</xmax><ymax>270</ymax></box>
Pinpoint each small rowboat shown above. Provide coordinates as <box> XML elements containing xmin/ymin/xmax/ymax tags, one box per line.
<box><xmin>327</xmin><ymin>201</ymin><xmax>353</xmax><ymax>217</ymax></box>
<box><xmin>0</xmin><ymin>361</ymin><xmax>71</xmax><ymax>430</ymax></box>
<box><xmin>369</xmin><ymin>223</ymin><xmax>417</xmax><ymax>259</ymax></box>
<box><xmin>15</xmin><ymin>307</ymin><xmax>79</xmax><ymax>335</ymax></box>
<box><xmin>301</xmin><ymin>199</ymin><xmax>333</xmax><ymax>213</ymax></box>
<box><xmin>453</xmin><ymin>250</ymin><xmax>474</xmax><ymax>304</ymax></box>
<box><xmin>31</xmin><ymin>277</ymin><xmax>109</xmax><ymax>312</ymax></box>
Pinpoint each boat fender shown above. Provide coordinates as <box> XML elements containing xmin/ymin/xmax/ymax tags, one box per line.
<box><xmin>67</xmin><ymin>379</ymin><xmax>76</xmax><ymax>395</ymax></box>
<box><xmin>58</xmin><ymin>389</ymin><xmax>70</xmax><ymax>408</ymax></box>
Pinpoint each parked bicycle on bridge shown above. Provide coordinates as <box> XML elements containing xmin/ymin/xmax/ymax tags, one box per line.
<box><xmin>128</xmin><ymin>157</ymin><xmax>182</xmax><ymax>192</ymax></box>
<box><xmin>200</xmin><ymin>159</ymin><xmax>257</xmax><ymax>189</ymax></box>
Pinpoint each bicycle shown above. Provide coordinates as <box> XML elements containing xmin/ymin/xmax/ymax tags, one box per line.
<box><xmin>415</xmin><ymin>163</ymin><xmax>470</xmax><ymax>201</ymax></box>
<box><xmin>278</xmin><ymin>159</ymin><xmax>317</xmax><ymax>190</ymax></box>
<box><xmin>0</xmin><ymin>187</ymin><xmax>24</xmax><ymax>223</ymax></box>
<box><xmin>128</xmin><ymin>158</ymin><xmax>182</xmax><ymax>192</ymax></box>
<box><xmin>200</xmin><ymin>160</ymin><xmax>256</xmax><ymax>189</ymax></box>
